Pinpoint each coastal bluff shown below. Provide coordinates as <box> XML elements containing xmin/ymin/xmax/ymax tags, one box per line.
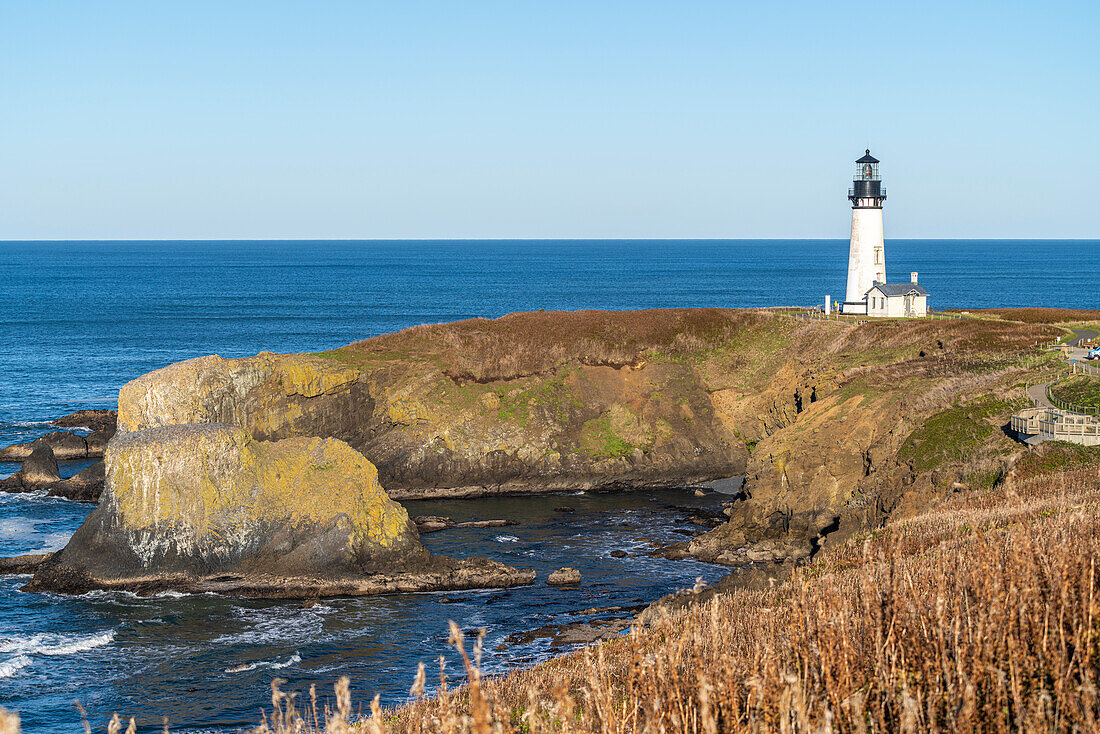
<box><xmin>27</xmin><ymin>355</ymin><xmax>537</xmax><ymax>596</ymax></box>
<box><xmin>27</xmin><ymin>307</ymin><xmax>1080</xmax><ymax>593</ymax></box>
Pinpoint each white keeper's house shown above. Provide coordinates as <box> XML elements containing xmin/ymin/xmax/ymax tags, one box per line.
<box><xmin>829</xmin><ymin>150</ymin><xmax>930</xmax><ymax>318</ymax></box>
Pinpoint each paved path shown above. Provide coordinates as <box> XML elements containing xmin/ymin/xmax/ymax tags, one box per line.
<box><xmin>1069</xmin><ymin>328</ymin><xmax>1098</xmax><ymax>348</ymax></box>
<box><xmin>1063</xmin><ymin>329</ymin><xmax>1099</xmax><ymax>374</ymax></box>
<box><xmin>1028</xmin><ymin>382</ymin><xmax>1053</xmax><ymax>408</ymax></box>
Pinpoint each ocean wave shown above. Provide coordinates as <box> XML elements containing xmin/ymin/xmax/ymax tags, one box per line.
<box><xmin>36</xmin><ymin>531</ymin><xmax>73</xmax><ymax>554</ymax></box>
<box><xmin>0</xmin><ymin>420</ymin><xmax>55</xmax><ymax>429</ymax></box>
<box><xmin>0</xmin><ymin>654</ymin><xmax>32</xmax><ymax>679</ymax></box>
<box><xmin>494</xmin><ymin>535</ymin><xmax>519</xmax><ymax>543</ymax></box>
<box><xmin>0</xmin><ymin>489</ymin><xmax>66</xmax><ymax>504</ymax></box>
<box><xmin>0</xmin><ymin>630</ymin><xmax>116</xmax><ymax>657</ymax></box>
<box><xmin>224</xmin><ymin>652</ymin><xmax>302</xmax><ymax>674</ymax></box>
<box><xmin>213</xmin><ymin>607</ymin><xmax>324</xmax><ymax>645</ymax></box>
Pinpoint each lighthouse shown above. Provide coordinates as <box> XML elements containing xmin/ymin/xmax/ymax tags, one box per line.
<box><xmin>842</xmin><ymin>150</ymin><xmax>887</xmax><ymax>314</ymax></box>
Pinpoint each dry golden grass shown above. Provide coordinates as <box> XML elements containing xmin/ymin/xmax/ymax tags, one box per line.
<box><xmin>193</xmin><ymin>466</ymin><xmax>1100</xmax><ymax>734</ymax></box>
<box><xmin>19</xmin><ymin>457</ymin><xmax>1097</xmax><ymax>734</ymax></box>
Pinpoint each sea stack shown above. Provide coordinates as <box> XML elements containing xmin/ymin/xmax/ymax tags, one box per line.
<box><xmin>26</xmin><ymin>356</ymin><xmax>535</xmax><ymax>597</ymax></box>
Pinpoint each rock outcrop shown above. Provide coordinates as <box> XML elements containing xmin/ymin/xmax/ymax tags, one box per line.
<box><xmin>53</xmin><ymin>409</ymin><xmax>118</xmax><ymax>433</ymax></box>
<box><xmin>547</xmin><ymin>567</ymin><xmax>582</xmax><ymax>586</ymax></box>
<box><xmin>107</xmin><ymin>314</ymin><xmax>757</xmax><ymax>498</ymax></box>
<box><xmin>45</xmin><ymin>461</ymin><xmax>106</xmax><ymax>502</ymax></box>
<box><xmin>1</xmin><ymin>443</ymin><xmax>61</xmax><ymax>492</ymax></box>
<box><xmin>27</xmin><ymin>424</ymin><xmax>533</xmax><ymax>596</ymax></box>
<box><xmin>0</xmin><ymin>409</ymin><xmax>117</xmax><ymax>462</ymax></box>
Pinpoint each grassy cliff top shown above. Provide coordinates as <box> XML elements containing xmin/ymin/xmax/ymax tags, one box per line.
<box><xmin>948</xmin><ymin>306</ymin><xmax>1100</xmax><ymax>324</ymax></box>
<box><xmin>319</xmin><ymin>307</ymin><xmax>1066</xmax><ymax>383</ymax></box>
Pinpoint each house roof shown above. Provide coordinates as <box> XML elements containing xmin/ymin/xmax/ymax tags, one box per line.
<box><xmin>866</xmin><ymin>282</ymin><xmax>930</xmax><ymax>297</ymax></box>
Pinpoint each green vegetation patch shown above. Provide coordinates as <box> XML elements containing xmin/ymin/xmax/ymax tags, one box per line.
<box><xmin>580</xmin><ymin>414</ymin><xmax>638</xmax><ymax>459</ymax></box>
<box><xmin>578</xmin><ymin>404</ymin><xmax>661</xmax><ymax>459</ymax></box>
<box><xmin>899</xmin><ymin>398</ymin><xmax>1012</xmax><ymax>473</ymax></box>
<box><xmin>1050</xmin><ymin>375</ymin><xmax>1100</xmax><ymax>410</ymax></box>
<box><xmin>1015</xmin><ymin>442</ymin><xmax>1100</xmax><ymax>481</ymax></box>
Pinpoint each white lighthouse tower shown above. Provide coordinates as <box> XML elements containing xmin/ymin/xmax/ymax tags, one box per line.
<box><xmin>842</xmin><ymin>150</ymin><xmax>887</xmax><ymax>314</ymax></box>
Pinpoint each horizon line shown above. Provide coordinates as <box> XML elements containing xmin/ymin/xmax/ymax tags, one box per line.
<box><xmin>1</xmin><ymin>237</ymin><xmax>1098</xmax><ymax>243</ymax></box>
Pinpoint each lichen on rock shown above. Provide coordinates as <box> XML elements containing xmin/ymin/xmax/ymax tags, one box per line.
<box><xmin>98</xmin><ymin>424</ymin><xmax>423</xmax><ymax>573</ymax></box>
<box><xmin>29</xmin><ymin>351</ymin><xmax>536</xmax><ymax>596</ymax></box>
<box><xmin>116</xmin><ymin>352</ymin><xmax>361</xmax><ymax>436</ymax></box>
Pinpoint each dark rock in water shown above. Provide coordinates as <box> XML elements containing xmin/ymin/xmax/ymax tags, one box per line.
<box><xmin>547</xmin><ymin>567</ymin><xmax>582</xmax><ymax>586</ymax></box>
<box><xmin>53</xmin><ymin>409</ymin><xmax>118</xmax><ymax>433</ymax></box>
<box><xmin>26</xmin><ymin>424</ymin><xmax>534</xmax><ymax>598</ymax></box>
<box><xmin>414</xmin><ymin>515</ymin><xmax>456</xmax><ymax>532</ymax></box>
<box><xmin>636</xmin><ymin>561</ymin><xmax>794</xmax><ymax>626</ymax></box>
<box><xmin>84</xmin><ymin>428</ymin><xmax>114</xmax><ymax>456</ymax></box>
<box><xmin>1</xmin><ymin>443</ymin><xmax>61</xmax><ymax>491</ymax></box>
<box><xmin>45</xmin><ymin>461</ymin><xmax>105</xmax><ymax>502</ymax></box>
<box><xmin>0</xmin><ymin>553</ymin><xmax>53</xmax><ymax>574</ymax></box>
<box><xmin>38</xmin><ymin>432</ymin><xmax>87</xmax><ymax>460</ymax></box>
<box><xmin>504</xmin><ymin>616</ymin><xmax>633</xmax><ymax>648</ymax></box>
<box><xmin>0</xmin><ymin>432</ymin><xmax>87</xmax><ymax>462</ymax></box>
<box><xmin>554</xmin><ymin>506</ymin><xmax>576</xmax><ymax>513</ymax></box>
<box><xmin>609</xmin><ymin>550</ymin><xmax>629</xmax><ymax>558</ymax></box>
<box><xmin>437</xmin><ymin>597</ymin><xmax>471</xmax><ymax>604</ymax></box>
<box><xmin>0</xmin><ymin>411</ymin><xmax>118</xmax><ymax>463</ymax></box>
<box><xmin>413</xmin><ymin>515</ymin><xmax>517</xmax><ymax>533</ymax></box>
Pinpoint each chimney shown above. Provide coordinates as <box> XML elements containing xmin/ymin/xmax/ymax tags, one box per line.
<box><xmin>911</xmin><ymin>271</ymin><xmax>918</xmax><ymax>284</ymax></box>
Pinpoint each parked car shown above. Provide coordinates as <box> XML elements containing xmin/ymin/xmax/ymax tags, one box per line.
<box><xmin>1087</xmin><ymin>347</ymin><xmax>1100</xmax><ymax>361</ymax></box>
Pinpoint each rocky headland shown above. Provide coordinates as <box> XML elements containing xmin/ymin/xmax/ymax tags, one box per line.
<box><xmin>20</xmin><ymin>307</ymin><xmax>1091</xmax><ymax>599</ymax></box>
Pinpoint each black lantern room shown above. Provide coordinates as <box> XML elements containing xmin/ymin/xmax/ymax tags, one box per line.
<box><xmin>848</xmin><ymin>149</ymin><xmax>886</xmax><ymax>208</ymax></box>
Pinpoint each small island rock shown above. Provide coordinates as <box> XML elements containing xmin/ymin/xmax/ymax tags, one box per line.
<box><xmin>547</xmin><ymin>567</ymin><xmax>582</xmax><ymax>586</ymax></box>
<box><xmin>27</xmin><ymin>424</ymin><xmax>533</xmax><ymax>597</ymax></box>
<box><xmin>46</xmin><ymin>461</ymin><xmax>106</xmax><ymax>502</ymax></box>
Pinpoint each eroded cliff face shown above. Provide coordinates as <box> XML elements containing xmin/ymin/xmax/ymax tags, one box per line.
<box><xmin>678</xmin><ymin>318</ymin><xmax>1065</xmax><ymax>566</ymax></box>
<box><xmin>31</xmin><ymin>309</ymin><xmax>1065</xmax><ymax>594</ymax></box>
<box><xmin>117</xmin><ymin>352</ymin><xmax>366</xmax><ymax>438</ymax></box>
<box><xmin>28</xmin><ymin>353</ymin><xmax>541</xmax><ymax>595</ymax></box>
<box><xmin>110</xmin><ymin>318</ymin><xmax>761</xmax><ymax>497</ymax></box>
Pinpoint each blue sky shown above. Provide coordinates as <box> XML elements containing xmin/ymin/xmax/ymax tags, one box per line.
<box><xmin>1</xmin><ymin>1</ymin><xmax>1096</xmax><ymax>239</ymax></box>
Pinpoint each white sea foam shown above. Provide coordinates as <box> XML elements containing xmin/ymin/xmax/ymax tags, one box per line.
<box><xmin>494</xmin><ymin>535</ymin><xmax>519</xmax><ymax>543</ymax></box>
<box><xmin>36</xmin><ymin>531</ymin><xmax>73</xmax><ymax>554</ymax></box>
<box><xmin>224</xmin><ymin>652</ymin><xmax>302</xmax><ymax>674</ymax></box>
<box><xmin>0</xmin><ymin>630</ymin><xmax>116</xmax><ymax>657</ymax></box>
<box><xmin>0</xmin><ymin>489</ymin><xmax>50</xmax><ymax>502</ymax></box>
<box><xmin>154</xmin><ymin>590</ymin><xmax>189</xmax><ymax>598</ymax></box>
<box><xmin>39</xmin><ymin>630</ymin><xmax>116</xmax><ymax>656</ymax></box>
<box><xmin>0</xmin><ymin>517</ymin><xmax>43</xmax><ymax>539</ymax></box>
<box><xmin>213</xmin><ymin>607</ymin><xmax>324</xmax><ymax>645</ymax></box>
<box><xmin>0</xmin><ymin>655</ymin><xmax>32</xmax><ymax>679</ymax></box>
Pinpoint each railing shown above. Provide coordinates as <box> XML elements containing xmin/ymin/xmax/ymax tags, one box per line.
<box><xmin>1073</xmin><ymin>360</ymin><xmax>1100</xmax><ymax>378</ymax></box>
<box><xmin>794</xmin><ymin>308</ymin><xmax>963</xmax><ymax>323</ymax></box>
<box><xmin>1047</xmin><ymin>382</ymin><xmax>1100</xmax><ymax>416</ymax></box>
<box><xmin>1011</xmin><ymin>407</ymin><xmax>1100</xmax><ymax>446</ymax></box>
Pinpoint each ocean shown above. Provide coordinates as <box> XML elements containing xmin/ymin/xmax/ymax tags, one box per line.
<box><xmin>0</xmin><ymin>239</ymin><xmax>1097</xmax><ymax>732</ymax></box>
